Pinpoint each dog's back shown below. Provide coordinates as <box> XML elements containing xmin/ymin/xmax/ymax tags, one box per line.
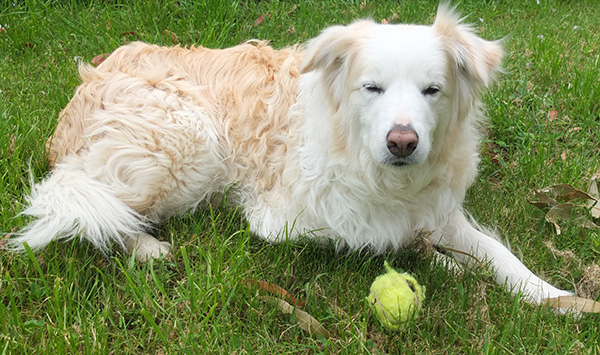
<box><xmin>49</xmin><ymin>41</ymin><xmax>303</xmax><ymax>171</ymax></box>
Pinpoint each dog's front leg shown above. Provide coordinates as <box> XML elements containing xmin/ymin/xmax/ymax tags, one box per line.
<box><xmin>429</xmin><ymin>209</ymin><xmax>573</xmax><ymax>305</ymax></box>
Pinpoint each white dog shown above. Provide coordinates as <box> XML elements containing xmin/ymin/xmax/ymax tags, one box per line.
<box><xmin>12</xmin><ymin>4</ymin><xmax>573</xmax><ymax>307</ymax></box>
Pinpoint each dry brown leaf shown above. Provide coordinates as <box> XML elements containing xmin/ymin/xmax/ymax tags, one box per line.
<box><xmin>254</xmin><ymin>13</ymin><xmax>271</xmax><ymax>27</ymax></box>
<box><xmin>259</xmin><ymin>296</ymin><xmax>330</xmax><ymax>338</ymax></box>
<box><xmin>245</xmin><ymin>279</ymin><xmax>306</xmax><ymax>307</ymax></box>
<box><xmin>254</xmin><ymin>15</ymin><xmax>265</xmax><ymax>26</ymax></box>
<box><xmin>545</xmin><ymin>203</ymin><xmax>573</xmax><ymax>235</ymax></box>
<box><xmin>164</xmin><ymin>30</ymin><xmax>179</xmax><ymax>44</ymax></box>
<box><xmin>545</xmin><ymin>203</ymin><xmax>598</xmax><ymax>235</ymax></box>
<box><xmin>91</xmin><ymin>53</ymin><xmax>110</xmax><ymax>66</ymax></box>
<box><xmin>587</xmin><ymin>170</ymin><xmax>600</xmax><ymax>218</ymax></box>
<box><xmin>528</xmin><ymin>200</ymin><xmax>551</xmax><ymax>210</ymax></box>
<box><xmin>530</xmin><ymin>189</ymin><xmax>558</xmax><ymax>207</ymax></box>
<box><xmin>529</xmin><ymin>182</ymin><xmax>600</xmax><ymax>234</ymax></box>
<box><xmin>546</xmin><ymin>295</ymin><xmax>600</xmax><ymax>313</ymax></box>
<box><xmin>541</xmin><ymin>184</ymin><xmax>594</xmax><ymax>201</ymax></box>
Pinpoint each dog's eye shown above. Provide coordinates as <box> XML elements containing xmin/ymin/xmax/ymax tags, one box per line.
<box><xmin>422</xmin><ymin>85</ymin><xmax>440</xmax><ymax>96</ymax></box>
<box><xmin>363</xmin><ymin>83</ymin><xmax>384</xmax><ymax>94</ymax></box>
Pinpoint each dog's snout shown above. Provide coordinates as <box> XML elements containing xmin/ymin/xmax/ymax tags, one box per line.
<box><xmin>386</xmin><ymin>125</ymin><xmax>418</xmax><ymax>158</ymax></box>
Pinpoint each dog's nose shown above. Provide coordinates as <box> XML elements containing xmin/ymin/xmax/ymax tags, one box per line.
<box><xmin>386</xmin><ymin>125</ymin><xmax>418</xmax><ymax>158</ymax></box>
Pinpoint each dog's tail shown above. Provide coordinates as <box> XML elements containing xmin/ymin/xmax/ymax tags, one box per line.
<box><xmin>10</xmin><ymin>165</ymin><xmax>148</xmax><ymax>253</ymax></box>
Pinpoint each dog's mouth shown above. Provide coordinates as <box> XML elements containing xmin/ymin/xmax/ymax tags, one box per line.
<box><xmin>390</xmin><ymin>161</ymin><xmax>408</xmax><ymax>167</ymax></box>
<box><xmin>383</xmin><ymin>158</ymin><xmax>410</xmax><ymax>167</ymax></box>
<box><xmin>378</xmin><ymin>147</ymin><xmax>422</xmax><ymax>167</ymax></box>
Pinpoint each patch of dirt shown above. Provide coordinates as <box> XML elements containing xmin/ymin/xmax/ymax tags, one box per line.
<box><xmin>576</xmin><ymin>264</ymin><xmax>600</xmax><ymax>299</ymax></box>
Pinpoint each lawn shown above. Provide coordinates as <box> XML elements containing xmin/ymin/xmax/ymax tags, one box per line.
<box><xmin>1</xmin><ymin>0</ymin><xmax>600</xmax><ymax>353</ymax></box>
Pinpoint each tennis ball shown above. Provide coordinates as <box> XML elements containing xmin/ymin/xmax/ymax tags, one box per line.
<box><xmin>366</xmin><ymin>261</ymin><xmax>425</xmax><ymax>330</ymax></box>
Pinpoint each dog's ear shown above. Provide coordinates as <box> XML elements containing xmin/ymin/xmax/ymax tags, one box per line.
<box><xmin>300</xmin><ymin>20</ymin><xmax>373</xmax><ymax>75</ymax></box>
<box><xmin>433</xmin><ymin>3</ymin><xmax>503</xmax><ymax>89</ymax></box>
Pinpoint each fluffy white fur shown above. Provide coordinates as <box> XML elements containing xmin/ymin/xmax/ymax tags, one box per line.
<box><xmin>12</xmin><ymin>5</ymin><xmax>573</xmax><ymax>307</ymax></box>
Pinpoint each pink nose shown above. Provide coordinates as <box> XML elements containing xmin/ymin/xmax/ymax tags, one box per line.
<box><xmin>386</xmin><ymin>125</ymin><xmax>418</xmax><ymax>158</ymax></box>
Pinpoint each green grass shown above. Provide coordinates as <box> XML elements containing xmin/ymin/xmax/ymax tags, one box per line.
<box><xmin>1</xmin><ymin>0</ymin><xmax>600</xmax><ymax>353</ymax></box>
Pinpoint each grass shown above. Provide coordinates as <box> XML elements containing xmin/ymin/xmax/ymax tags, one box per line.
<box><xmin>1</xmin><ymin>0</ymin><xmax>600</xmax><ymax>353</ymax></box>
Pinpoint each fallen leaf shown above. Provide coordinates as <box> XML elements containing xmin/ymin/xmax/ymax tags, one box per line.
<box><xmin>91</xmin><ymin>53</ymin><xmax>110</xmax><ymax>66</ymax></box>
<box><xmin>587</xmin><ymin>170</ymin><xmax>600</xmax><ymax>218</ymax></box>
<box><xmin>259</xmin><ymin>296</ymin><xmax>330</xmax><ymax>338</ymax></box>
<box><xmin>545</xmin><ymin>203</ymin><xmax>575</xmax><ymax>235</ymax></box>
<box><xmin>543</xmin><ymin>184</ymin><xmax>594</xmax><ymax>201</ymax></box>
<box><xmin>548</xmin><ymin>109</ymin><xmax>558</xmax><ymax>121</ymax></box>
<box><xmin>528</xmin><ymin>200</ymin><xmax>552</xmax><ymax>210</ymax></box>
<box><xmin>546</xmin><ymin>203</ymin><xmax>597</xmax><ymax>235</ymax></box>
<box><xmin>245</xmin><ymin>279</ymin><xmax>305</xmax><ymax>307</ymax></box>
<box><xmin>529</xmin><ymin>189</ymin><xmax>558</xmax><ymax>207</ymax></box>
<box><xmin>546</xmin><ymin>295</ymin><xmax>600</xmax><ymax>313</ymax></box>
<box><xmin>529</xmin><ymin>182</ymin><xmax>600</xmax><ymax>234</ymax></box>
<box><xmin>121</xmin><ymin>31</ymin><xmax>137</xmax><ymax>36</ymax></box>
<box><xmin>254</xmin><ymin>13</ymin><xmax>271</xmax><ymax>26</ymax></box>
<box><xmin>381</xmin><ymin>19</ymin><xmax>388</xmax><ymax>24</ymax></box>
<box><xmin>164</xmin><ymin>29</ymin><xmax>178</xmax><ymax>44</ymax></box>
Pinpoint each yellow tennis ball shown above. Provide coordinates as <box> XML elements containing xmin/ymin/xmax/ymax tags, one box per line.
<box><xmin>366</xmin><ymin>261</ymin><xmax>425</xmax><ymax>330</ymax></box>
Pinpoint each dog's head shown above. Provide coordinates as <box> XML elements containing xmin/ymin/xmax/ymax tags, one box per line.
<box><xmin>300</xmin><ymin>4</ymin><xmax>503</xmax><ymax>168</ymax></box>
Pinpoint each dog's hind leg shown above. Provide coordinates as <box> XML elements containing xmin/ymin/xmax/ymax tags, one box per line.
<box><xmin>124</xmin><ymin>232</ymin><xmax>172</xmax><ymax>261</ymax></box>
<box><xmin>430</xmin><ymin>209</ymin><xmax>573</xmax><ymax>307</ymax></box>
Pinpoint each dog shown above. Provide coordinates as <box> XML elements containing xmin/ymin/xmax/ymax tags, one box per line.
<box><xmin>11</xmin><ymin>4</ymin><xmax>574</xmax><ymax>308</ymax></box>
